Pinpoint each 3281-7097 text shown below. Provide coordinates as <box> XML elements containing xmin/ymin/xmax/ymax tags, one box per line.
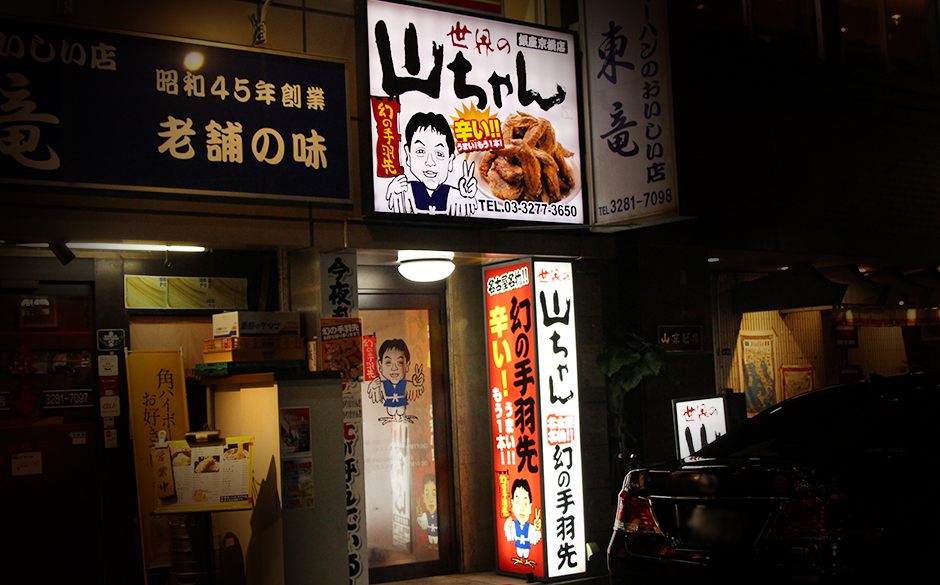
<box><xmin>599</xmin><ymin>189</ymin><xmax>673</xmax><ymax>216</ymax></box>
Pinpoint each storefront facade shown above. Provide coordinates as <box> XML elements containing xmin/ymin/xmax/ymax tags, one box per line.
<box><xmin>6</xmin><ymin>1</ymin><xmax>940</xmax><ymax>583</ymax></box>
<box><xmin>0</xmin><ymin>1</ymin><xmax>620</xmax><ymax>583</ymax></box>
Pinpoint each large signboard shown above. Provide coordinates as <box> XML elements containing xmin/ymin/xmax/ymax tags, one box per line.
<box><xmin>583</xmin><ymin>0</ymin><xmax>680</xmax><ymax>225</ymax></box>
<box><xmin>0</xmin><ymin>18</ymin><xmax>349</xmax><ymax>203</ymax></box>
<box><xmin>367</xmin><ymin>0</ymin><xmax>584</xmax><ymax>223</ymax></box>
<box><xmin>484</xmin><ymin>259</ymin><xmax>585</xmax><ymax>579</ymax></box>
<box><xmin>531</xmin><ymin>261</ymin><xmax>584</xmax><ymax>578</ymax></box>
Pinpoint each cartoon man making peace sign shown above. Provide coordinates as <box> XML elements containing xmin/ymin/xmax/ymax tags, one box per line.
<box><xmin>385</xmin><ymin>111</ymin><xmax>478</xmax><ymax>217</ymax></box>
<box><xmin>367</xmin><ymin>338</ymin><xmax>425</xmax><ymax>424</ymax></box>
<box><xmin>504</xmin><ymin>477</ymin><xmax>542</xmax><ymax>567</ymax></box>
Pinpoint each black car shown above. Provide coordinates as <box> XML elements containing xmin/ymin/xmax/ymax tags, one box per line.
<box><xmin>608</xmin><ymin>372</ymin><xmax>940</xmax><ymax>583</ymax></box>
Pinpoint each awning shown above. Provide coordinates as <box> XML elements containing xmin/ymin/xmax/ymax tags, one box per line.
<box><xmin>817</xmin><ymin>265</ymin><xmax>887</xmax><ymax>305</ymax></box>
<box><xmin>732</xmin><ymin>263</ymin><xmax>848</xmax><ymax>313</ymax></box>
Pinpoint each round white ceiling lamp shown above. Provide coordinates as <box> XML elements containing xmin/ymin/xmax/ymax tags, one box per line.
<box><xmin>397</xmin><ymin>250</ymin><xmax>456</xmax><ymax>282</ymax></box>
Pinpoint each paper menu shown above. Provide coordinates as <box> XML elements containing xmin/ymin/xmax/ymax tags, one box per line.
<box><xmin>156</xmin><ymin>436</ymin><xmax>253</xmax><ymax>512</ymax></box>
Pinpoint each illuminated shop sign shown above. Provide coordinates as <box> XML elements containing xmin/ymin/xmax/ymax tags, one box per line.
<box><xmin>672</xmin><ymin>395</ymin><xmax>727</xmax><ymax>459</ymax></box>
<box><xmin>367</xmin><ymin>0</ymin><xmax>584</xmax><ymax>224</ymax></box>
<box><xmin>484</xmin><ymin>259</ymin><xmax>585</xmax><ymax>579</ymax></box>
<box><xmin>0</xmin><ymin>18</ymin><xmax>349</xmax><ymax>203</ymax></box>
<box><xmin>583</xmin><ymin>0</ymin><xmax>679</xmax><ymax>225</ymax></box>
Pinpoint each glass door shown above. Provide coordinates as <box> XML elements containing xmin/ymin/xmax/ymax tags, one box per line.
<box><xmin>359</xmin><ymin>292</ymin><xmax>455</xmax><ymax>582</ymax></box>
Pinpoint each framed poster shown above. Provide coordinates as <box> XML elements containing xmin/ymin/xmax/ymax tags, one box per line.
<box><xmin>365</xmin><ymin>0</ymin><xmax>584</xmax><ymax>224</ymax></box>
<box><xmin>738</xmin><ymin>331</ymin><xmax>778</xmax><ymax>414</ymax></box>
<box><xmin>781</xmin><ymin>365</ymin><xmax>815</xmax><ymax>399</ymax></box>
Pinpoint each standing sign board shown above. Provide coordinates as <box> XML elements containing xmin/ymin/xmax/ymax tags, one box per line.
<box><xmin>672</xmin><ymin>395</ymin><xmax>727</xmax><ymax>459</ymax></box>
<box><xmin>126</xmin><ymin>351</ymin><xmax>190</xmax><ymax>570</ymax></box>
<box><xmin>583</xmin><ymin>0</ymin><xmax>680</xmax><ymax>225</ymax></box>
<box><xmin>483</xmin><ymin>259</ymin><xmax>585</xmax><ymax>579</ymax></box>
<box><xmin>0</xmin><ymin>18</ymin><xmax>349</xmax><ymax>203</ymax></box>
<box><xmin>366</xmin><ymin>0</ymin><xmax>584</xmax><ymax>224</ymax></box>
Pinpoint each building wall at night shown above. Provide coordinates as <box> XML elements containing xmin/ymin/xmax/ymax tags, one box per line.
<box><xmin>599</xmin><ymin>1</ymin><xmax>940</xmax><ymax>466</ymax></box>
<box><xmin>0</xmin><ymin>1</ymin><xmax>618</xmax><ymax>582</ymax></box>
<box><xmin>7</xmin><ymin>0</ymin><xmax>940</xmax><ymax>580</ymax></box>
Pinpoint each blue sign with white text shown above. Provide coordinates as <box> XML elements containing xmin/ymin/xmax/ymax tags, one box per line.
<box><xmin>0</xmin><ymin>18</ymin><xmax>349</xmax><ymax>203</ymax></box>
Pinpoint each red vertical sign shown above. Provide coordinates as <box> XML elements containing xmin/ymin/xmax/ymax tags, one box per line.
<box><xmin>371</xmin><ymin>96</ymin><xmax>403</xmax><ymax>177</ymax></box>
<box><xmin>484</xmin><ymin>261</ymin><xmax>545</xmax><ymax>577</ymax></box>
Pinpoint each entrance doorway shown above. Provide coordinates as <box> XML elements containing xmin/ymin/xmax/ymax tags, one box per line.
<box><xmin>359</xmin><ymin>292</ymin><xmax>456</xmax><ymax>582</ymax></box>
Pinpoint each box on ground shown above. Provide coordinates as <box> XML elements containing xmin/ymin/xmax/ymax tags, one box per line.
<box><xmin>213</xmin><ymin>311</ymin><xmax>300</xmax><ymax>338</ymax></box>
<box><xmin>204</xmin><ymin>336</ymin><xmax>304</xmax><ymax>352</ymax></box>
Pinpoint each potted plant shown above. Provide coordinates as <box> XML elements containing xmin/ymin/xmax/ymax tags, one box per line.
<box><xmin>597</xmin><ymin>332</ymin><xmax>676</xmax><ymax>481</ymax></box>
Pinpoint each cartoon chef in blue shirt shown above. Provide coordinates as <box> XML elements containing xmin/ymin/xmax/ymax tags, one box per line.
<box><xmin>385</xmin><ymin>112</ymin><xmax>478</xmax><ymax>217</ymax></box>
<box><xmin>367</xmin><ymin>338</ymin><xmax>425</xmax><ymax>424</ymax></box>
<box><xmin>503</xmin><ymin>477</ymin><xmax>542</xmax><ymax>567</ymax></box>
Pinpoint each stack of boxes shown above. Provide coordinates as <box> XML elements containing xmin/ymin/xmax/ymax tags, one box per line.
<box><xmin>196</xmin><ymin>311</ymin><xmax>305</xmax><ymax>377</ymax></box>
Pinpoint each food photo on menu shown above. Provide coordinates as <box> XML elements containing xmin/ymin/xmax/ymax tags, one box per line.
<box><xmin>158</xmin><ymin>438</ymin><xmax>253</xmax><ymax>509</ymax></box>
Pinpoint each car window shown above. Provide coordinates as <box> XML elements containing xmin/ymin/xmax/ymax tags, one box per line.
<box><xmin>695</xmin><ymin>377</ymin><xmax>937</xmax><ymax>463</ymax></box>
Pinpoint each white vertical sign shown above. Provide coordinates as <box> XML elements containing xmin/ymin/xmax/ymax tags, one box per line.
<box><xmin>320</xmin><ymin>250</ymin><xmax>367</xmax><ymax>583</ymax></box>
<box><xmin>320</xmin><ymin>252</ymin><xmax>358</xmax><ymax>318</ymax></box>
<box><xmin>584</xmin><ymin>0</ymin><xmax>680</xmax><ymax>225</ymax></box>
<box><xmin>533</xmin><ymin>261</ymin><xmax>585</xmax><ymax>577</ymax></box>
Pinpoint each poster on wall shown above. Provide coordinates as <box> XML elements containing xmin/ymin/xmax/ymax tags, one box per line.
<box><xmin>321</xmin><ymin>318</ymin><xmax>364</xmax><ymax>383</ymax></box>
<box><xmin>0</xmin><ymin>17</ymin><xmax>349</xmax><ymax>203</ymax></box>
<box><xmin>366</xmin><ymin>0</ymin><xmax>584</xmax><ymax>224</ymax></box>
<box><xmin>483</xmin><ymin>259</ymin><xmax>585</xmax><ymax>579</ymax></box>
<box><xmin>739</xmin><ymin>331</ymin><xmax>778</xmax><ymax>414</ymax></box>
<box><xmin>583</xmin><ymin>0</ymin><xmax>680</xmax><ymax>226</ymax></box>
<box><xmin>781</xmin><ymin>365</ymin><xmax>815</xmax><ymax>399</ymax></box>
<box><xmin>124</xmin><ymin>276</ymin><xmax>248</xmax><ymax>309</ymax></box>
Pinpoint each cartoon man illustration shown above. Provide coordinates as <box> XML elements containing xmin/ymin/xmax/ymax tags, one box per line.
<box><xmin>385</xmin><ymin>111</ymin><xmax>478</xmax><ymax>216</ymax></box>
<box><xmin>367</xmin><ymin>338</ymin><xmax>425</xmax><ymax>424</ymax></box>
<box><xmin>503</xmin><ymin>477</ymin><xmax>542</xmax><ymax>567</ymax></box>
<box><xmin>415</xmin><ymin>474</ymin><xmax>439</xmax><ymax>545</ymax></box>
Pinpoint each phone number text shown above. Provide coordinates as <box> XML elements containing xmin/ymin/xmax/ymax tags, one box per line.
<box><xmin>477</xmin><ymin>198</ymin><xmax>579</xmax><ymax>217</ymax></box>
<box><xmin>597</xmin><ymin>189</ymin><xmax>674</xmax><ymax>216</ymax></box>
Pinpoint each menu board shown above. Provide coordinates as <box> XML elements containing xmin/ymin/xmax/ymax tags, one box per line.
<box><xmin>155</xmin><ymin>436</ymin><xmax>254</xmax><ymax>513</ymax></box>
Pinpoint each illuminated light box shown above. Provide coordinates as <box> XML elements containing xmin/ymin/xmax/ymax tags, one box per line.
<box><xmin>366</xmin><ymin>0</ymin><xmax>584</xmax><ymax>224</ymax></box>
<box><xmin>483</xmin><ymin>260</ymin><xmax>585</xmax><ymax>579</ymax></box>
<box><xmin>672</xmin><ymin>395</ymin><xmax>728</xmax><ymax>460</ymax></box>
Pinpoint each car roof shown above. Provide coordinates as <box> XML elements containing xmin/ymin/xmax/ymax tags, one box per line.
<box><xmin>692</xmin><ymin>371</ymin><xmax>940</xmax><ymax>462</ymax></box>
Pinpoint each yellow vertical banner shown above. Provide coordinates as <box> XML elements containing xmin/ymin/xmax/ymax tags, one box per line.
<box><xmin>126</xmin><ymin>351</ymin><xmax>190</xmax><ymax>570</ymax></box>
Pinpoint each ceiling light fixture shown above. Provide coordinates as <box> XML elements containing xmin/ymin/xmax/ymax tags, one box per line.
<box><xmin>397</xmin><ymin>250</ymin><xmax>455</xmax><ymax>282</ymax></box>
